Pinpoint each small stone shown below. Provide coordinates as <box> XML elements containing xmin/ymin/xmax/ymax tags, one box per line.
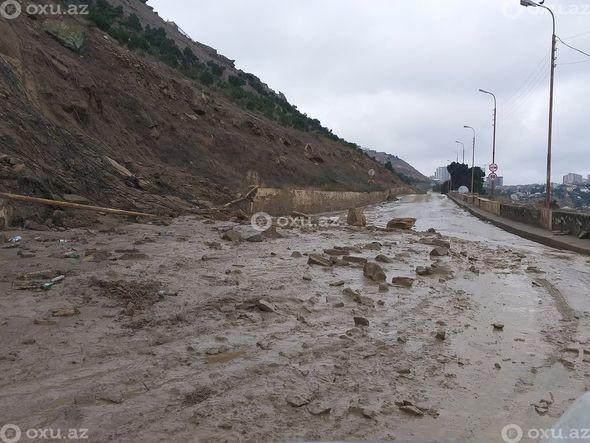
<box><xmin>222</xmin><ymin>229</ymin><xmax>242</xmax><ymax>242</ymax></box>
<box><xmin>308</xmin><ymin>254</ymin><xmax>332</xmax><ymax>267</ymax></box>
<box><xmin>578</xmin><ymin>231</ymin><xmax>589</xmax><ymax>239</ymax></box>
<box><xmin>494</xmin><ymin>363</ymin><xmax>501</xmax><ymax>369</ymax></box>
<box><xmin>375</xmin><ymin>254</ymin><xmax>392</xmax><ymax>263</ymax></box>
<box><xmin>246</xmin><ymin>234</ymin><xmax>264</xmax><ymax>242</ymax></box>
<box><xmin>430</xmin><ymin>247</ymin><xmax>449</xmax><ymax>257</ymax></box>
<box><xmin>286</xmin><ymin>394</ymin><xmax>310</xmax><ymax>407</ymax></box>
<box><xmin>379</xmin><ymin>283</ymin><xmax>389</xmax><ymax>292</ymax></box>
<box><xmin>363</xmin><ymin>262</ymin><xmax>386</xmax><ymax>282</ymax></box>
<box><xmin>307</xmin><ymin>402</ymin><xmax>332</xmax><ymax>416</ymax></box>
<box><xmin>392</xmin><ymin>277</ymin><xmax>415</xmax><ymax>288</ymax></box>
<box><xmin>435</xmin><ymin>330</ymin><xmax>446</xmax><ymax>341</ymax></box>
<box><xmin>363</xmin><ymin>242</ymin><xmax>382</xmax><ymax>251</ymax></box>
<box><xmin>342</xmin><ymin>256</ymin><xmax>368</xmax><ymax>264</ymax></box>
<box><xmin>52</xmin><ymin>307</ymin><xmax>80</xmax><ymax>317</ymax></box>
<box><xmin>493</xmin><ymin>323</ymin><xmax>505</xmax><ymax>330</ymax></box>
<box><xmin>354</xmin><ymin>316</ymin><xmax>370</xmax><ymax>327</ymax></box>
<box><xmin>24</xmin><ymin>220</ymin><xmax>50</xmax><ymax>231</ymax></box>
<box><xmin>256</xmin><ymin>299</ymin><xmax>276</xmax><ymax>313</ymax></box>
<box><xmin>291</xmin><ymin>251</ymin><xmax>303</xmax><ymax>258</ymax></box>
<box><xmin>416</xmin><ymin>266</ymin><xmax>432</xmax><ymax>276</ymax></box>
<box><xmin>329</xmin><ymin>280</ymin><xmax>345</xmax><ymax>287</ymax></box>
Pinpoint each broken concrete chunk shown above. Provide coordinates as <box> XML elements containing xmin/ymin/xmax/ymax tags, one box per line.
<box><xmin>307</xmin><ymin>254</ymin><xmax>332</xmax><ymax>267</ymax></box>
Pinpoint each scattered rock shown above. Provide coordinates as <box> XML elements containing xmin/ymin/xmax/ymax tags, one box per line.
<box><xmin>492</xmin><ymin>323</ymin><xmax>505</xmax><ymax>331</ymax></box>
<box><xmin>363</xmin><ymin>262</ymin><xmax>386</xmax><ymax>282</ymax></box>
<box><xmin>435</xmin><ymin>330</ymin><xmax>446</xmax><ymax>341</ymax></box>
<box><xmin>308</xmin><ymin>254</ymin><xmax>332</xmax><ymax>267</ymax></box>
<box><xmin>379</xmin><ymin>283</ymin><xmax>389</xmax><ymax>292</ymax></box>
<box><xmin>392</xmin><ymin>277</ymin><xmax>415</xmax><ymax>288</ymax></box>
<box><xmin>52</xmin><ymin>307</ymin><xmax>80</xmax><ymax>317</ymax></box>
<box><xmin>579</xmin><ymin>231</ymin><xmax>589</xmax><ymax>239</ymax></box>
<box><xmin>324</xmin><ymin>248</ymin><xmax>349</xmax><ymax>256</ymax></box>
<box><xmin>222</xmin><ymin>229</ymin><xmax>242</xmax><ymax>242</ymax></box>
<box><xmin>329</xmin><ymin>280</ymin><xmax>345</xmax><ymax>287</ymax></box>
<box><xmin>342</xmin><ymin>256</ymin><xmax>368</xmax><ymax>265</ymax></box>
<box><xmin>286</xmin><ymin>394</ymin><xmax>310</xmax><ymax>407</ymax></box>
<box><xmin>246</xmin><ymin>234</ymin><xmax>264</xmax><ymax>242</ymax></box>
<box><xmin>396</xmin><ymin>400</ymin><xmax>425</xmax><ymax>416</ymax></box>
<box><xmin>416</xmin><ymin>266</ymin><xmax>432</xmax><ymax>276</ymax></box>
<box><xmin>24</xmin><ymin>220</ymin><xmax>49</xmax><ymax>231</ymax></box>
<box><xmin>291</xmin><ymin>251</ymin><xmax>303</xmax><ymax>258</ymax></box>
<box><xmin>354</xmin><ymin>316</ymin><xmax>370</xmax><ymax>327</ymax></box>
<box><xmin>307</xmin><ymin>402</ymin><xmax>332</xmax><ymax>416</ymax></box>
<box><xmin>347</xmin><ymin>208</ymin><xmax>367</xmax><ymax>227</ymax></box>
<box><xmin>386</xmin><ymin>218</ymin><xmax>416</xmax><ymax>230</ymax></box>
<box><xmin>430</xmin><ymin>247</ymin><xmax>449</xmax><ymax>257</ymax></box>
<box><xmin>375</xmin><ymin>254</ymin><xmax>392</xmax><ymax>263</ymax></box>
<box><xmin>364</xmin><ymin>242</ymin><xmax>382</xmax><ymax>251</ymax></box>
<box><xmin>256</xmin><ymin>299</ymin><xmax>276</xmax><ymax>313</ymax></box>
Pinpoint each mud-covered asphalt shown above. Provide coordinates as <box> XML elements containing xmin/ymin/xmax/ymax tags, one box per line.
<box><xmin>1</xmin><ymin>193</ymin><xmax>590</xmax><ymax>442</ymax></box>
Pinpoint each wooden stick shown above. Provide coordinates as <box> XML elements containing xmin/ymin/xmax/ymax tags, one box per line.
<box><xmin>221</xmin><ymin>186</ymin><xmax>259</xmax><ymax>208</ymax></box>
<box><xmin>0</xmin><ymin>192</ymin><xmax>160</xmax><ymax>218</ymax></box>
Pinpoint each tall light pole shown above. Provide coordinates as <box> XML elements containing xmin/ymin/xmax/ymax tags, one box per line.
<box><xmin>464</xmin><ymin>126</ymin><xmax>476</xmax><ymax>194</ymax></box>
<box><xmin>455</xmin><ymin>141</ymin><xmax>465</xmax><ymax>164</ymax></box>
<box><xmin>520</xmin><ymin>0</ymin><xmax>556</xmax><ymax>209</ymax></box>
<box><xmin>478</xmin><ymin>88</ymin><xmax>497</xmax><ymax>197</ymax></box>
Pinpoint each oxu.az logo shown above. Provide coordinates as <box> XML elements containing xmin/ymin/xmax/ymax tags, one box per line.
<box><xmin>0</xmin><ymin>0</ymin><xmax>89</xmax><ymax>20</ymax></box>
<box><xmin>0</xmin><ymin>1</ymin><xmax>21</xmax><ymax>20</ymax></box>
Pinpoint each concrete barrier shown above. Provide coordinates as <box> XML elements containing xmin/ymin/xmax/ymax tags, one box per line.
<box><xmin>552</xmin><ymin>211</ymin><xmax>590</xmax><ymax>236</ymax></box>
<box><xmin>247</xmin><ymin>186</ymin><xmax>413</xmax><ymax>215</ymax></box>
<box><xmin>449</xmin><ymin>192</ymin><xmax>554</xmax><ymax>231</ymax></box>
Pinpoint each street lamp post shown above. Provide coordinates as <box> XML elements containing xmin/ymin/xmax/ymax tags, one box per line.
<box><xmin>478</xmin><ymin>88</ymin><xmax>497</xmax><ymax>198</ymax></box>
<box><xmin>520</xmin><ymin>0</ymin><xmax>556</xmax><ymax>209</ymax></box>
<box><xmin>455</xmin><ymin>141</ymin><xmax>465</xmax><ymax>164</ymax></box>
<box><xmin>464</xmin><ymin>126</ymin><xmax>476</xmax><ymax>194</ymax></box>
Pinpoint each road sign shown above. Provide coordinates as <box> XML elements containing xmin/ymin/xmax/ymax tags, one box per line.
<box><xmin>489</xmin><ymin>172</ymin><xmax>498</xmax><ymax>181</ymax></box>
<box><xmin>489</xmin><ymin>163</ymin><xmax>498</xmax><ymax>173</ymax></box>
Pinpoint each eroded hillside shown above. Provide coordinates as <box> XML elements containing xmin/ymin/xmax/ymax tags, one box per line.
<box><xmin>0</xmin><ymin>0</ymin><xmax>411</xmax><ymax>215</ymax></box>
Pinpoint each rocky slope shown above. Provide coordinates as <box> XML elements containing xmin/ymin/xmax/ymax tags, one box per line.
<box><xmin>0</xmin><ymin>0</ymin><xmax>412</xmax><ymax>217</ymax></box>
<box><xmin>364</xmin><ymin>148</ymin><xmax>430</xmax><ymax>184</ymax></box>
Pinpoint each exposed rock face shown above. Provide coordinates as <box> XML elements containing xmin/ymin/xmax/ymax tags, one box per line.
<box><xmin>347</xmin><ymin>208</ymin><xmax>367</xmax><ymax>227</ymax></box>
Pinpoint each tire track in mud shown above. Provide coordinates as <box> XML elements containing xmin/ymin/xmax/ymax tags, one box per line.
<box><xmin>533</xmin><ymin>278</ymin><xmax>575</xmax><ymax>323</ymax></box>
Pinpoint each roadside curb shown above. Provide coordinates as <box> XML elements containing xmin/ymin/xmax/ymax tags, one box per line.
<box><xmin>448</xmin><ymin>195</ymin><xmax>590</xmax><ymax>256</ymax></box>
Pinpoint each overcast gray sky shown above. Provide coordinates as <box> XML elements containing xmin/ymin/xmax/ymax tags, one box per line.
<box><xmin>150</xmin><ymin>0</ymin><xmax>590</xmax><ymax>185</ymax></box>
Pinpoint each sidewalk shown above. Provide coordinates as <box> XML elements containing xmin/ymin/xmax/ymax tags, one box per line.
<box><xmin>449</xmin><ymin>195</ymin><xmax>590</xmax><ymax>256</ymax></box>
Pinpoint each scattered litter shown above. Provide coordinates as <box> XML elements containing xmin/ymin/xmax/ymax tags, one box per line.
<box><xmin>9</xmin><ymin>236</ymin><xmax>22</xmax><ymax>243</ymax></box>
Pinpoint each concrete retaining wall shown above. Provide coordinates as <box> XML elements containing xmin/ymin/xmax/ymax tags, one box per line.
<box><xmin>247</xmin><ymin>186</ymin><xmax>413</xmax><ymax>215</ymax></box>
<box><xmin>0</xmin><ymin>199</ymin><xmax>13</xmax><ymax>229</ymax></box>
<box><xmin>450</xmin><ymin>192</ymin><xmax>551</xmax><ymax>230</ymax></box>
<box><xmin>552</xmin><ymin>211</ymin><xmax>590</xmax><ymax>236</ymax></box>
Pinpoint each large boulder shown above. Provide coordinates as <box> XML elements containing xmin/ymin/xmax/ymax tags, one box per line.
<box><xmin>386</xmin><ymin>218</ymin><xmax>417</xmax><ymax>230</ymax></box>
<box><xmin>347</xmin><ymin>208</ymin><xmax>367</xmax><ymax>227</ymax></box>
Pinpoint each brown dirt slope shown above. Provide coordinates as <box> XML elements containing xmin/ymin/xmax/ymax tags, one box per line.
<box><xmin>0</xmin><ymin>0</ymin><xmax>408</xmax><ymax>215</ymax></box>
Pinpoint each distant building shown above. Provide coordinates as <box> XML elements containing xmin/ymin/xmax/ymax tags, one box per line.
<box><xmin>563</xmin><ymin>173</ymin><xmax>583</xmax><ymax>185</ymax></box>
<box><xmin>434</xmin><ymin>167</ymin><xmax>450</xmax><ymax>182</ymax></box>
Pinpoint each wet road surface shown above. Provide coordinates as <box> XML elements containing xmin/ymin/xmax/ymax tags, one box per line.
<box><xmin>1</xmin><ymin>192</ymin><xmax>590</xmax><ymax>442</ymax></box>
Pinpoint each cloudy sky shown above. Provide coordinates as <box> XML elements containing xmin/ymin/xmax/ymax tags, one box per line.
<box><xmin>150</xmin><ymin>0</ymin><xmax>590</xmax><ymax>185</ymax></box>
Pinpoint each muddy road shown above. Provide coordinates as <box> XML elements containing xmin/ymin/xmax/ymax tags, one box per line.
<box><xmin>1</xmin><ymin>193</ymin><xmax>590</xmax><ymax>442</ymax></box>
